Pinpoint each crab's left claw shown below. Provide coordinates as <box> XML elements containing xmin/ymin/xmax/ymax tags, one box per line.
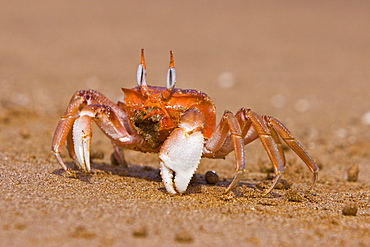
<box><xmin>159</xmin><ymin>110</ymin><xmax>205</xmax><ymax>194</ymax></box>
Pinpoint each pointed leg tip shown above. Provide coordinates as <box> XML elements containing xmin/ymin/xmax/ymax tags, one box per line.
<box><xmin>65</xmin><ymin>169</ymin><xmax>78</xmax><ymax>178</ymax></box>
<box><xmin>223</xmin><ymin>170</ymin><xmax>245</xmax><ymax>194</ymax></box>
<box><xmin>261</xmin><ymin>192</ymin><xmax>269</xmax><ymax>197</ymax></box>
<box><xmin>223</xmin><ymin>182</ymin><xmax>236</xmax><ymax>194</ymax></box>
<box><xmin>263</xmin><ymin>173</ymin><xmax>283</xmax><ymax>196</ymax></box>
<box><xmin>308</xmin><ymin>171</ymin><xmax>319</xmax><ymax>191</ymax></box>
<box><xmin>223</xmin><ymin>187</ymin><xmax>232</xmax><ymax>194</ymax></box>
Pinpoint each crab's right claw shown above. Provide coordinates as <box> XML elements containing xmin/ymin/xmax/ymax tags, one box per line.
<box><xmin>159</xmin><ymin>127</ymin><xmax>204</xmax><ymax>194</ymax></box>
<box><xmin>159</xmin><ymin>109</ymin><xmax>206</xmax><ymax>194</ymax></box>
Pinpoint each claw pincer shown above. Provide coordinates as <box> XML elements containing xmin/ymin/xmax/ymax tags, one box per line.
<box><xmin>159</xmin><ymin>110</ymin><xmax>205</xmax><ymax>194</ymax></box>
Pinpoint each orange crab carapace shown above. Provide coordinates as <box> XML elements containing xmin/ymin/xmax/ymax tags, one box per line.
<box><xmin>51</xmin><ymin>49</ymin><xmax>319</xmax><ymax>195</ymax></box>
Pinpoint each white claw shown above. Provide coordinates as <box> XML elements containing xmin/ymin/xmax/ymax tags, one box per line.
<box><xmin>73</xmin><ymin>115</ymin><xmax>92</xmax><ymax>172</ymax></box>
<box><xmin>159</xmin><ymin>128</ymin><xmax>204</xmax><ymax>194</ymax></box>
<box><xmin>159</xmin><ymin>161</ymin><xmax>177</xmax><ymax>194</ymax></box>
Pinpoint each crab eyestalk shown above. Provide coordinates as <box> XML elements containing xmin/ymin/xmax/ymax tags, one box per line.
<box><xmin>160</xmin><ymin>50</ymin><xmax>176</xmax><ymax>101</ymax></box>
<box><xmin>166</xmin><ymin>50</ymin><xmax>176</xmax><ymax>90</ymax></box>
<box><xmin>137</xmin><ymin>48</ymin><xmax>150</xmax><ymax>97</ymax></box>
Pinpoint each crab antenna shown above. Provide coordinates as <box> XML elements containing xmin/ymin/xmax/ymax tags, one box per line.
<box><xmin>137</xmin><ymin>48</ymin><xmax>147</xmax><ymax>86</ymax></box>
<box><xmin>166</xmin><ymin>50</ymin><xmax>176</xmax><ymax>89</ymax></box>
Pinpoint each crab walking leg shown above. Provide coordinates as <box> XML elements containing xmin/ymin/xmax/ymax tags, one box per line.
<box><xmin>66</xmin><ymin>130</ymin><xmax>79</xmax><ymax>165</ymax></box>
<box><xmin>205</xmin><ymin>111</ymin><xmax>245</xmax><ymax>193</ymax></box>
<box><xmin>52</xmin><ymin>115</ymin><xmax>78</xmax><ymax>171</ymax></box>
<box><xmin>111</xmin><ymin>142</ymin><xmax>128</xmax><ymax>167</ymax></box>
<box><xmin>159</xmin><ymin>110</ymin><xmax>205</xmax><ymax>194</ymax></box>
<box><xmin>206</xmin><ymin>112</ymin><xmax>258</xmax><ymax>157</ymax></box>
<box><xmin>239</xmin><ymin>109</ymin><xmax>286</xmax><ymax>195</ymax></box>
<box><xmin>266</xmin><ymin>121</ymin><xmax>286</xmax><ymax>167</ymax></box>
<box><xmin>237</xmin><ymin>110</ymin><xmax>286</xmax><ymax>167</ymax></box>
<box><xmin>51</xmin><ymin>91</ymin><xmax>94</xmax><ymax>165</ymax></box>
<box><xmin>265</xmin><ymin>116</ymin><xmax>319</xmax><ymax>190</ymax></box>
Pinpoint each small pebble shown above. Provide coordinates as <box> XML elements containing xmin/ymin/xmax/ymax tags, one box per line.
<box><xmin>286</xmin><ymin>189</ymin><xmax>304</xmax><ymax>202</ymax></box>
<box><xmin>342</xmin><ymin>203</ymin><xmax>358</xmax><ymax>216</ymax></box>
<box><xmin>175</xmin><ymin>231</ymin><xmax>194</xmax><ymax>243</ymax></box>
<box><xmin>205</xmin><ymin>170</ymin><xmax>219</xmax><ymax>184</ymax></box>
<box><xmin>347</xmin><ymin>164</ymin><xmax>359</xmax><ymax>182</ymax></box>
<box><xmin>132</xmin><ymin>226</ymin><xmax>148</xmax><ymax>238</ymax></box>
<box><xmin>19</xmin><ymin>128</ymin><xmax>31</xmax><ymax>139</ymax></box>
<box><xmin>70</xmin><ymin>226</ymin><xmax>96</xmax><ymax>239</ymax></box>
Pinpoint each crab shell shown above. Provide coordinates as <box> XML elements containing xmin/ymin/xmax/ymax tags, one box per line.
<box><xmin>120</xmin><ymin>86</ymin><xmax>216</xmax><ymax>147</ymax></box>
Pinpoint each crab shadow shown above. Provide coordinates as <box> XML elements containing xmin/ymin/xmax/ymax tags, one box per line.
<box><xmin>52</xmin><ymin>161</ymin><xmax>267</xmax><ymax>196</ymax></box>
<box><xmin>52</xmin><ymin>161</ymin><xmax>162</xmax><ymax>184</ymax></box>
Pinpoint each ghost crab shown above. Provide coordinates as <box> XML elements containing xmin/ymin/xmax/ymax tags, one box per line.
<box><xmin>51</xmin><ymin>49</ymin><xmax>319</xmax><ymax>195</ymax></box>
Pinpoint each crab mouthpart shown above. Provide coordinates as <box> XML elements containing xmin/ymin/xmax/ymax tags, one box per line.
<box><xmin>159</xmin><ymin>128</ymin><xmax>204</xmax><ymax>194</ymax></box>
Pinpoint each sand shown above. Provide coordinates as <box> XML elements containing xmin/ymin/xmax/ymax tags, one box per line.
<box><xmin>1</xmin><ymin>1</ymin><xmax>370</xmax><ymax>246</ymax></box>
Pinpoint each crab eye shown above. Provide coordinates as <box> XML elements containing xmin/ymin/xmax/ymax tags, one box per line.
<box><xmin>137</xmin><ymin>48</ymin><xmax>147</xmax><ymax>86</ymax></box>
<box><xmin>137</xmin><ymin>64</ymin><xmax>147</xmax><ymax>86</ymax></box>
<box><xmin>166</xmin><ymin>50</ymin><xmax>176</xmax><ymax>89</ymax></box>
<box><xmin>166</xmin><ymin>67</ymin><xmax>176</xmax><ymax>89</ymax></box>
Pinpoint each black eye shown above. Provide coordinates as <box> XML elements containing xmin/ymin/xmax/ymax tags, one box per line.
<box><xmin>137</xmin><ymin>48</ymin><xmax>147</xmax><ymax>86</ymax></box>
<box><xmin>166</xmin><ymin>50</ymin><xmax>176</xmax><ymax>90</ymax></box>
<box><xmin>166</xmin><ymin>67</ymin><xmax>176</xmax><ymax>89</ymax></box>
<box><xmin>137</xmin><ymin>64</ymin><xmax>147</xmax><ymax>86</ymax></box>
